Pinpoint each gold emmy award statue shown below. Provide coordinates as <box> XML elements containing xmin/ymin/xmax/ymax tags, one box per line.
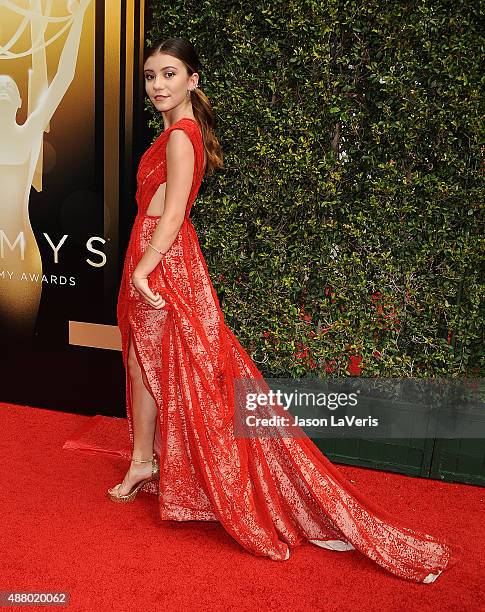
<box><xmin>0</xmin><ymin>0</ymin><xmax>91</xmax><ymax>336</ymax></box>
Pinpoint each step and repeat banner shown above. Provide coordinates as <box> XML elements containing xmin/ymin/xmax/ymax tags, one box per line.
<box><xmin>0</xmin><ymin>0</ymin><xmax>146</xmax><ymax>413</ymax></box>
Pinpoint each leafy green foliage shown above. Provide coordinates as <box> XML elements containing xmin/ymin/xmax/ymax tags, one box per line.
<box><xmin>147</xmin><ymin>0</ymin><xmax>483</xmax><ymax>378</ymax></box>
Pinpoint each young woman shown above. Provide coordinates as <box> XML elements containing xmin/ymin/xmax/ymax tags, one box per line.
<box><xmin>107</xmin><ymin>37</ymin><xmax>459</xmax><ymax>583</ymax></box>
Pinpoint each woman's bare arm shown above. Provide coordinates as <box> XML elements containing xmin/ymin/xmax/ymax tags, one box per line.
<box><xmin>132</xmin><ymin>129</ymin><xmax>195</xmax><ymax>307</ymax></box>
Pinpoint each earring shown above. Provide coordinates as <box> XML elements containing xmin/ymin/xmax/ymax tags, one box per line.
<box><xmin>187</xmin><ymin>84</ymin><xmax>198</xmax><ymax>98</ymax></box>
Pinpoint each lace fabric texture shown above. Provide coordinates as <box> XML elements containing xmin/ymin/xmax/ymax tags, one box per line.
<box><xmin>111</xmin><ymin>117</ymin><xmax>459</xmax><ymax>582</ymax></box>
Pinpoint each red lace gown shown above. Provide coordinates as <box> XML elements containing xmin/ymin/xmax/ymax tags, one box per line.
<box><xmin>114</xmin><ymin>117</ymin><xmax>457</xmax><ymax>582</ymax></box>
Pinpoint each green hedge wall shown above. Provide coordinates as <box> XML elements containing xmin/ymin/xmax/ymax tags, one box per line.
<box><xmin>146</xmin><ymin>0</ymin><xmax>483</xmax><ymax>379</ymax></box>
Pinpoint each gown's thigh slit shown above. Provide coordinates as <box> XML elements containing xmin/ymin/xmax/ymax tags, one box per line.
<box><xmin>127</xmin><ymin>325</ymin><xmax>153</xmax><ymax>399</ymax></box>
<box><xmin>125</xmin><ymin>318</ymin><xmax>163</xmax><ymax>463</ymax></box>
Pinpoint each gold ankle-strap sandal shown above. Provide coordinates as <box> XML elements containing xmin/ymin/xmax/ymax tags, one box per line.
<box><xmin>107</xmin><ymin>453</ymin><xmax>159</xmax><ymax>503</ymax></box>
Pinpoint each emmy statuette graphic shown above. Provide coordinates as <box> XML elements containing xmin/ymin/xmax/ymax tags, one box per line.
<box><xmin>0</xmin><ymin>0</ymin><xmax>92</xmax><ymax>337</ymax></box>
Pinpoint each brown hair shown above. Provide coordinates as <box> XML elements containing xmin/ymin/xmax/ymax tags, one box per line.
<box><xmin>143</xmin><ymin>37</ymin><xmax>223</xmax><ymax>177</ymax></box>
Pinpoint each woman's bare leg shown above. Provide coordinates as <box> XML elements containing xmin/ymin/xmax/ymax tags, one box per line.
<box><xmin>108</xmin><ymin>330</ymin><xmax>158</xmax><ymax>496</ymax></box>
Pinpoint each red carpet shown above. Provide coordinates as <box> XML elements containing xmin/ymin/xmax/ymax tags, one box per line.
<box><xmin>0</xmin><ymin>401</ymin><xmax>482</xmax><ymax>611</ymax></box>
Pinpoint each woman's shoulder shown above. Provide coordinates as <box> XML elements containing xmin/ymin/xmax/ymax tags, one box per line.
<box><xmin>164</xmin><ymin>118</ymin><xmax>203</xmax><ymax>159</ymax></box>
<box><xmin>165</xmin><ymin>117</ymin><xmax>201</xmax><ymax>139</ymax></box>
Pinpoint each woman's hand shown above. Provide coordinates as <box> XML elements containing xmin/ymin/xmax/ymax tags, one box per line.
<box><xmin>131</xmin><ymin>272</ymin><xmax>166</xmax><ymax>309</ymax></box>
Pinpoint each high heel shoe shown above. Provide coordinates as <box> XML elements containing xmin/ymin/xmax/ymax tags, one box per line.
<box><xmin>107</xmin><ymin>453</ymin><xmax>159</xmax><ymax>503</ymax></box>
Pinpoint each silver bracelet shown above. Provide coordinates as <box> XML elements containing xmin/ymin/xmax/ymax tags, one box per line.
<box><xmin>147</xmin><ymin>242</ymin><xmax>163</xmax><ymax>254</ymax></box>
